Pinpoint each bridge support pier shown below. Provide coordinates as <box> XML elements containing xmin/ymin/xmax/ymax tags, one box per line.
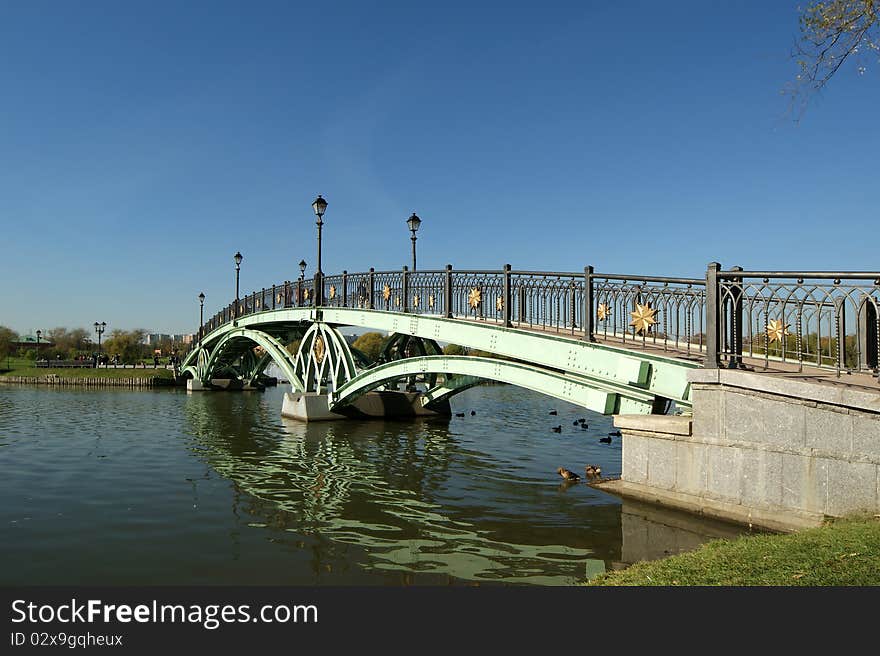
<box><xmin>186</xmin><ymin>378</ymin><xmax>264</xmax><ymax>392</ymax></box>
<box><xmin>187</xmin><ymin>378</ymin><xmax>209</xmax><ymax>392</ymax></box>
<box><xmin>282</xmin><ymin>390</ymin><xmax>451</xmax><ymax>422</ymax></box>
<box><xmin>594</xmin><ymin>368</ymin><xmax>880</xmax><ymax>532</ymax></box>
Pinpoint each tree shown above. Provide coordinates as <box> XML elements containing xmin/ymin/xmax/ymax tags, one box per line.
<box><xmin>103</xmin><ymin>329</ymin><xmax>148</xmax><ymax>364</ymax></box>
<box><xmin>791</xmin><ymin>1</ymin><xmax>878</xmax><ymax>104</ymax></box>
<box><xmin>351</xmin><ymin>332</ymin><xmax>387</xmax><ymax>362</ymax></box>
<box><xmin>442</xmin><ymin>343</ymin><xmax>468</xmax><ymax>356</ymax></box>
<box><xmin>45</xmin><ymin>327</ymin><xmax>90</xmax><ymax>359</ymax></box>
<box><xmin>0</xmin><ymin>325</ymin><xmax>16</xmax><ymax>357</ymax></box>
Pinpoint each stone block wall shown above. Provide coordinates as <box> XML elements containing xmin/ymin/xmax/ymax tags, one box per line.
<box><xmin>611</xmin><ymin>369</ymin><xmax>880</xmax><ymax>531</ymax></box>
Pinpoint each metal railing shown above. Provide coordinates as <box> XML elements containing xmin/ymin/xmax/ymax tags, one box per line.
<box><xmin>194</xmin><ymin>263</ymin><xmax>880</xmax><ymax>378</ymax></box>
<box><xmin>717</xmin><ymin>270</ymin><xmax>880</xmax><ymax>375</ymax></box>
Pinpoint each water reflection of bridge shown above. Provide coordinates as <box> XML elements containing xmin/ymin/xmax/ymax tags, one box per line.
<box><xmin>183</xmin><ymin>391</ymin><xmax>744</xmax><ymax>584</ymax></box>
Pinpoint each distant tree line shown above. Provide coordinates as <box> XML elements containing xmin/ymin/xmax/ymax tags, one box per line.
<box><xmin>347</xmin><ymin>332</ymin><xmax>509</xmax><ymax>364</ymax></box>
<box><xmin>0</xmin><ymin>324</ymin><xmax>179</xmax><ymax>365</ymax></box>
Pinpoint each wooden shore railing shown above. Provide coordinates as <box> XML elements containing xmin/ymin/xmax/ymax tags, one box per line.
<box><xmin>0</xmin><ymin>376</ymin><xmax>181</xmax><ymax>388</ymax></box>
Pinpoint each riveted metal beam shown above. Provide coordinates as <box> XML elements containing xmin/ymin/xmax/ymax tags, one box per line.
<box><xmin>331</xmin><ymin>356</ymin><xmax>659</xmax><ymax>415</ymax></box>
<box><xmin>188</xmin><ymin>307</ymin><xmax>696</xmax><ymax>409</ymax></box>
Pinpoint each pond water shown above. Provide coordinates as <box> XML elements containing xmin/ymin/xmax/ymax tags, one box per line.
<box><xmin>0</xmin><ymin>384</ymin><xmax>747</xmax><ymax>585</ymax></box>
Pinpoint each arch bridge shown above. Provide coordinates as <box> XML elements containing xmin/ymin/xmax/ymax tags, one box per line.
<box><xmin>180</xmin><ymin>264</ymin><xmax>880</xmax><ymax>420</ymax></box>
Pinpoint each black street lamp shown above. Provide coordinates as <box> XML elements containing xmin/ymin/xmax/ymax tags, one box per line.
<box><xmin>36</xmin><ymin>329</ymin><xmax>41</xmax><ymax>364</ymax></box>
<box><xmin>198</xmin><ymin>292</ymin><xmax>205</xmax><ymax>347</ymax></box>
<box><xmin>299</xmin><ymin>259</ymin><xmax>307</xmax><ymax>281</ymax></box>
<box><xmin>234</xmin><ymin>251</ymin><xmax>243</xmax><ymax>318</ymax></box>
<box><xmin>312</xmin><ymin>195</ymin><xmax>327</xmax><ymax>305</ymax></box>
<box><xmin>407</xmin><ymin>212</ymin><xmax>422</xmax><ymax>271</ymax></box>
<box><xmin>94</xmin><ymin>322</ymin><xmax>106</xmax><ymax>359</ymax></box>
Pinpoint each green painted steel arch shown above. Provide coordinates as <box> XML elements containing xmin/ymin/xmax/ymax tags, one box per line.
<box><xmin>330</xmin><ymin>355</ymin><xmax>660</xmax><ymax>415</ymax></box>
<box><xmin>203</xmin><ymin>327</ymin><xmax>305</xmax><ymax>391</ymax></box>
<box><xmin>183</xmin><ymin>306</ymin><xmax>696</xmax><ymax>407</ymax></box>
<box><xmin>420</xmin><ymin>375</ymin><xmax>484</xmax><ymax>407</ymax></box>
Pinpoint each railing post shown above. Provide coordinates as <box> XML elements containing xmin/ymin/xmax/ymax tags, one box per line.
<box><xmin>342</xmin><ymin>270</ymin><xmax>348</xmax><ymax>307</ymax></box>
<box><xmin>584</xmin><ymin>265</ymin><xmax>595</xmax><ymax>342</ymax></box>
<box><xmin>314</xmin><ymin>272</ymin><xmax>323</xmax><ymax>307</ymax></box>
<box><xmin>858</xmin><ymin>299</ymin><xmax>878</xmax><ymax>371</ymax></box>
<box><xmin>503</xmin><ymin>264</ymin><xmax>512</xmax><ymax>327</ymax></box>
<box><xmin>368</xmin><ymin>268</ymin><xmax>375</xmax><ymax>309</ymax></box>
<box><xmin>728</xmin><ymin>266</ymin><xmax>743</xmax><ymax>368</ymax></box>
<box><xmin>402</xmin><ymin>265</ymin><xmax>409</xmax><ymax>313</ymax></box>
<box><xmin>272</xmin><ymin>284</ymin><xmax>276</xmax><ymax>310</ymax></box>
<box><xmin>705</xmin><ymin>262</ymin><xmax>722</xmax><ymax>369</ymax></box>
<box><xmin>445</xmin><ymin>264</ymin><xmax>453</xmax><ymax>319</ymax></box>
<box><xmin>297</xmin><ymin>279</ymin><xmax>303</xmax><ymax>307</ymax></box>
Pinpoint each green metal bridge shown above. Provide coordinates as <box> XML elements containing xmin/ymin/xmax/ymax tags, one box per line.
<box><xmin>180</xmin><ymin>263</ymin><xmax>879</xmax><ymax>419</ymax></box>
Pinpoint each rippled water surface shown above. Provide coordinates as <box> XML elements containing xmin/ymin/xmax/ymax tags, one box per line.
<box><xmin>0</xmin><ymin>385</ymin><xmax>746</xmax><ymax>585</ymax></box>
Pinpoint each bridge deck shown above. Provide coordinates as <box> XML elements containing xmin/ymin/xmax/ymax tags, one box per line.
<box><xmin>591</xmin><ymin>333</ymin><xmax>879</xmax><ymax>393</ymax></box>
<box><xmin>478</xmin><ymin>316</ymin><xmax>879</xmax><ymax>393</ymax></box>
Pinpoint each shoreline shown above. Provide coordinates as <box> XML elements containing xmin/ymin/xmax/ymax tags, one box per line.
<box><xmin>0</xmin><ymin>375</ymin><xmax>182</xmax><ymax>388</ymax></box>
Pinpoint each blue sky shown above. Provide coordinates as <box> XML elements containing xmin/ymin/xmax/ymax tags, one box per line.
<box><xmin>1</xmin><ymin>1</ymin><xmax>877</xmax><ymax>335</ymax></box>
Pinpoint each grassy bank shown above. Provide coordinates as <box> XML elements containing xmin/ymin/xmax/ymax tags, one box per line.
<box><xmin>1</xmin><ymin>355</ymin><xmax>176</xmax><ymax>379</ymax></box>
<box><xmin>588</xmin><ymin>515</ymin><xmax>880</xmax><ymax>586</ymax></box>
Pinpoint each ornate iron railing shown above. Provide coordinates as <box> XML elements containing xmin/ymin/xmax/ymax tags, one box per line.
<box><xmin>718</xmin><ymin>270</ymin><xmax>880</xmax><ymax>375</ymax></box>
<box><xmin>194</xmin><ymin>263</ymin><xmax>880</xmax><ymax>379</ymax></box>
<box><xmin>592</xmin><ymin>274</ymin><xmax>706</xmax><ymax>356</ymax></box>
<box><xmin>407</xmin><ymin>269</ymin><xmax>448</xmax><ymax>316</ymax></box>
<box><xmin>510</xmin><ymin>270</ymin><xmax>582</xmax><ymax>334</ymax></box>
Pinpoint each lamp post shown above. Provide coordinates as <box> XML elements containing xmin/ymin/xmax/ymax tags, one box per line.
<box><xmin>36</xmin><ymin>329</ymin><xmax>41</xmax><ymax>365</ymax></box>
<box><xmin>94</xmin><ymin>322</ymin><xmax>106</xmax><ymax>363</ymax></box>
<box><xmin>234</xmin><ymin>251</ymin><xmax>243</xmax><ymax>318</ymax></box>
<box><xmin>312</xmin><ymin>195</ymin><xmax>327</xmax><ymax>306</ymax></box>
<box><xmin>198</xmin><ymin>292</ymin><xmax>205</xmax><ymax>347</ymax></box>
<box><xmin>297</xmin><ymin>259</ymin><xmax>307</xmax><ymax>307</ymax></box>
<box><xmin>407</xmin><ymin>212</ymin><xmax>421</xmax><ymax>271</ymax></box>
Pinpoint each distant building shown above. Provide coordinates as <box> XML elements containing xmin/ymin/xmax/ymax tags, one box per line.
<box><xmin>144</xmin><ymin>333</ymin><xmax>195</xmax><ymax>347</ymax></box>
<box><xmin>12</xmin><ymin>334</ymin><xmax>55</xmax><ymax>349</ymax></box>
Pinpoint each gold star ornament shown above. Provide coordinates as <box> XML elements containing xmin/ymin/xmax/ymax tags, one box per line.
<box><xmin>495</xmin><ymin>296</ymin><xmax>503</xmax><ymax>312</ymax></box>
<box><xmin>468</xmin><ymin>288</ymin><xmax>482</xmax><ymax>309</ymax></box>
<box><xmin>766</xmin><ymin>319</ymin><xmax>790</xmax><ymax>343</ymax></box>
<box><xmin>329</xmin><ymin>285</ymin><xmax>336</xmax><ymax>300</ymax></box>
<box><xmin>629</xmin><ymin>304</ymin><xmax>657</xmax><ymax>335</ymax></box>
<box><xmin>597</xmin><ymin>303</ymin><xmax>610</xmax><ymax>321</ymax></box>
<box><xmin>413</xmin><ymin>294</ymin><xmax>420</xmax><ymax>308</ymax></box>
<box><xmin>382</xmin><ymin>285</ymin><xmax>391</xmax><ymax>301</ymax></box>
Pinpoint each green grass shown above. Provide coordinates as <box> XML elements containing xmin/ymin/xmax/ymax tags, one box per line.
<box><xmin>2</xmin><ymin>356</ymin><xmax>35</xmax><ymax>370</ymax></box>
<box><xmin>588</xmin><ymin>515</ymin><xmax>880</xmax><ymax>586</ymax></box>
<box><xmin>0</xmin><ymin>367</ymin><xmax>175</xmax><ymax>380</ymax></box>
